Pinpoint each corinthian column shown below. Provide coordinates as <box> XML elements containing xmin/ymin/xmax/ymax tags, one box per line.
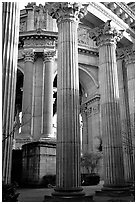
<box><xmin>90</xmin><ymin>20</ymin><xmax>126</xmax><ymax>189</ymax></box>
<box><xmin>2</xmin><ymin>2</ymin><xmax>20</xmax><ymax>184</ymax></box>
<box><xmin>21</xmin><ymin>49</ymin><xmax>35</xmax><ymax>140</ymax></box>
<box><xmin>48</xmin><ymin>3</ymin><xmax>86</xmax><ymax>197</ymax></box>
<box><xmin>116</xmin><ymin>51</ymin><xmax>134</xmax><ymax>184</ymax></box>
<box><xmin>124</xmin><ymin>45</ymin><xmax>135</xmax><ymax>176</ymax></box>
<box><xmin>41</xmin><ymin>49</ymin><xmax>56</xmax><ymax>140</ymax></box>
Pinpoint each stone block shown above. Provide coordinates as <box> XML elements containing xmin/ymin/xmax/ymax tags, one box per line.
<box><xmin>22</xmin><ymin>141</ymin><xmax>56</xmax><ymax>186</ymax></box>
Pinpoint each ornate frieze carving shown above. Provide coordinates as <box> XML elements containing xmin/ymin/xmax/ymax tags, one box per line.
<box><xmin>89</xmin><ymin>20</ymin><xmax>123</xmax><ymax>47</ymax></box>
<box><xmin>81</xmin><ymin>94</ymin><xmax>100</xmax><ymax>117</ymax></box>
<box><xmin>22</xmin><ymin>49</ymin><xmax>35</xmax><ymax>62</ymax></box>
<box><xmin>24</xmin><ymin>38</ymin><xmax>55</xmax><ymax>48</ymax></box>
<box><xmin>81</xmin><ymin>103</ymin><xmax>100</xmax><ymax>117</ymax></box>
<box><xmin>78</xmin><ymin>27</ymin><xmax>97</xmax><ymax>49</ymax></box>
<box><xmin>43</xmin><ymin>49</ymin><xmax>56</xmax><ymax>62</ymax></box>
<box><xmin>48</xmin><ymin>2</ymin><xmax>87</xmax><ymax>23</ymax></box>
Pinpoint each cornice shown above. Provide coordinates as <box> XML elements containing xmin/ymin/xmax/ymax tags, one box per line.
<box><xmin>78</xmin><ymin>47</ymin><xmax>98</xmax><ymax>56</ymax></box>
<box><xmin>89</xmin><ymin>2</ymin><xmax>135</xmax><ymax>40</ymax></box>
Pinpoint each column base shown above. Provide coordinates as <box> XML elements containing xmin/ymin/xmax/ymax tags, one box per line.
<box><xmin>52</xmin><ymin>186</ymin><xmax>85</xmax><ymax>196</ymax></box>
<box><xmin>43</xmin><ymin>186</ymin><xmax>93</xmax><ymax>202</ymax></box>
<box><xmin>40</xmin><ymin>134</ymin><xmax>56</xmax><ymax>142</ymax></box>
<box><xmin>94</xmin><ymin>184</ymin><xmax>134</xmax><ymax>202</ymax></box>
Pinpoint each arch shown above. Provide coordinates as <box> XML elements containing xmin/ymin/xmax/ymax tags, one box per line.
<box><xmin>79</xmin><ymin>66</ymin><xmax>99</xmax><ymax>97</ymax></box>
<box><xmin>17</xmin><ymin>64</ymin><xmax>24</xmax><ymax>74</ymax></box>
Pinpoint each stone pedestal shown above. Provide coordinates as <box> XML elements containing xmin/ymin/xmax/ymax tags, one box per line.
<box><xmin>2</xmin><ymin>2</ymin><xmax>20</xmax><ymax>184</ymax></box>
<box><xmin>90</xmin><ymin>20</ymin><xmax>127</xmax><ymax>190</ymax></box>
<box><xmin>22</xmin><ymin>141</ymin><xmax>56</xmax><ymax>187</ymax></box>
<box><xmin>48</xmin><ymin>3</ymin><xmax>87</xmax><ymax>197</ymax></box>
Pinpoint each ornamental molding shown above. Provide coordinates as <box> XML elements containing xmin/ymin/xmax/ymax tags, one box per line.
<box><xmin>89</xmin><ymin>20</ymin><xmax>123</xmax><ymax>47</ymax></box>
<box><xmin>81</xmin><ymin>94</ymin><xmax>100</xmax><ymax>116</ymax></box>
<box><xmin>48</xmin><ymin>2</ymin><xmax>87</xmax><ymax>24</ymax></box>
<box><xmin>43</xmin><ymin>49</ymin><xmax>56</xmax><ymax>62</ymax></box>
<box><xmin>102</xmin><ymin>2</ymin><xmax>135</xmax><ymax>27</ymax></box>
<box><xmin>24</xmin><ymin>38</ymin><xmax>55</xmax><ymax>49</ymax></box>
<box><xmin>22</xmin><ymin>48</ymin><xmax>35</xmax><ymax>62</ymax></box>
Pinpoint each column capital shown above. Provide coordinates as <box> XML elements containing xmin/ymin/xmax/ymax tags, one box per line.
<box><xmin>22</xmin><ymin>48</ymin><xmax>35</xmax><ymax>63</ymax></box>
<box><xmin>48</xmin><ymin>2</ymin><xmax>87</xmax><ymax>24</ymax></box>
<box><xmin>43</xmin><ymin>49</ymin><xmax>56</xmax><ymax>62</ymax></box>
<box><xmin>116</xmin><ymin>45</ymin><xmax>135</xmax><ymax>65</ymax></box>
<box><xmin>89</xmin><ymin>20</ymin><xmax>124</xmax><ymax>47</ymax></box>
<box><xmin>123</xmin><ymin>45</ymin><xmax>135</xmax><ymax>65</ymax></box>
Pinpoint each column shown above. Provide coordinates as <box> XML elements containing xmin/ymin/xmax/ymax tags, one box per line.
<box><xmin>124</xmin><ymin>45</ymin><xmax>135</xmax><ymax>178</ymax></box>
<box><xmin>49</xmin><ymin>3</ymin><xmax>86</xmax><ymax>196</ymax></box>
<box><xmin>32</xmin><ymin>55</ymin><xmax>43</xmax><ymax>141</ymax></box>
<box><xmin>2</xmin><ymin>2</ymin><xmax>20</xmax><ymax>184</ymax></box>
<box><xmin>90</xmin><ymin>20</ymin><xmax>126</xmax><ymax>189</ymax></box>
<box><xmin>41</xmin><ymin>49</ymin><xmax>56</xmax><ymax>140</ymax></box>
<box><xmin>21</xmin><ymin>49</ymin><xmax>35</xmax><ymax>140</ymax></box>
<box><xmin>116</xmin><ymin>53</ymin><xmax>134</xmax><ymax>184</ymax></box>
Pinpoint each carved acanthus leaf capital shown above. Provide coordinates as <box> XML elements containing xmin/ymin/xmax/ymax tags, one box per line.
<box><xmin>48</xmin><ymin>2</ymin><xmax>88</xmax><ymax>24</ymax></box>
<box><xmin>89</xmin><ymin>20</ymin><xmax>124</xmax><ymax>47</ymax></box>
<box><xmin>22</xmin><ymin>48</ymin><xmax>35</xmax><ymax>63</ymax></box>
<box><xmin>43</xmin><ymin>49</ymin><xmax>56</xmax><ymax>62</ymax></box>
<box><xmin>116</xmin><ymin>45</ymin><xmax>135</xmax><ymax>64</ymax></box>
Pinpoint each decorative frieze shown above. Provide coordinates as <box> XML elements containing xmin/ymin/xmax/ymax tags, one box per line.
<box><xmin>24</xmin><ymin>38</ymin><xmax>55</xmax><ymax>49</ymax></box>
<box><xmin>89</xmin><ymin>20</ymin><xmax>123</xmax><ymax>47</ymax></box>
<box><xmin>81</xmin><ymin>94</ymin><xmax>100</xmax><ymax>116</ymax></box>
<box><xmin>78</xmin><ymin>26</ymin><xmax>97</xmax><ymax>49</ymax></box>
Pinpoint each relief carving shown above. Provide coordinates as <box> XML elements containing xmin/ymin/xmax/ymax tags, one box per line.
<box><xmin>24</xmin><ymin>39</ymin><xmax>55</xmax><ymax>48</ymax></box>
<box><xmin>20</xmin><ymin>21</ymin><xmax>27</xmax><ymax>32</ymax></box>
<box><xmin>78</xmin><ymin>27</ymin><xmax>96</xmax><ymax>49</ymax></box>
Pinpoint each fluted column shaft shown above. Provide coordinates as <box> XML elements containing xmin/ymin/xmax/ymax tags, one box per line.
<box><xmin>42</xmin><ymin>50</ymin><xmax>56</xmax><ymax>139</ymax></box>
<box><xmin>90</xmin><ymin>20</ymin><xmax>125</xmax><ymax>188</ymax></box>
<box><xmin>117</xmin><ymin>56</ymin><xmax>133</xmax><ymax>183</ymax></box>
<box><xmin>57</xmin><ymin>17</ymin><xmax>81</xmax><ymax>191</ymax></box>
<box><xmin>125</xmin><ymin>47</ymin><xmax>135</xmax><ymax>173</ymax></box>
<box><xmin>21</xmin><ymin>49</ymin><xmax>35</xmax><ymax>137</ymax></box>
<box><xmin>49</xmin><ymin>3</ymin><xmax>87</xmax><ymax>194</ymax></box>
<box><xmin>2</xmin><ymin>2</ymin><xmax>20</xmax><ymax>184</ymax></box>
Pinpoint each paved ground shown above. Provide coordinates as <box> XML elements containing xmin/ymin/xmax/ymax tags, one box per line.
<box><xmin>17</xmin><ymin>182</ymin><xmax>102</xmax><ymax>202</ymax></box>
<box><xmin>17</xmin><ymin>182</ymin><xmax>135</xmax><ymax>202</ymax></box>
